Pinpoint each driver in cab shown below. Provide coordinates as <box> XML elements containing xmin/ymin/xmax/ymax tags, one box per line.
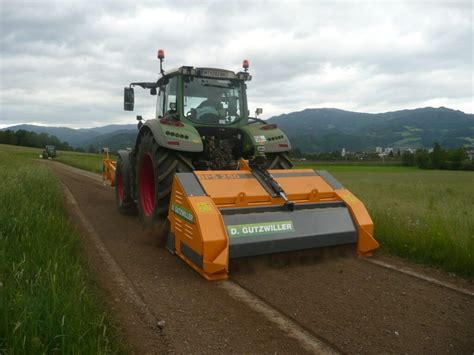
<box><xmin>194</xmin><ymin>95</ymin><xmax>224</xmax><ymax>123</ymax></box>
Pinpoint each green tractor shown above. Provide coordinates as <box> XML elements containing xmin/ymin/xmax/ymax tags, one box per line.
<box><xmin>117</xmin><ymin>50</ymin><xmax>292</xmax><ymax>224</ymax></box>
<box><xmin>42</xmin><ymin>145</ymin><xmax>57</xmax><ymax>159</ymax></box>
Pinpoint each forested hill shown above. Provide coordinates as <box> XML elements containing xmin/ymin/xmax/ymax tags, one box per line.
<box><xmin>3</xmin><ymin>106</ymin><xmax>472</xmax><ymax>152</ymax></box>
<box><xmin>268</xmin><ymin>107</ymin><xmax>473</xmax><ymax>152</ymax></box>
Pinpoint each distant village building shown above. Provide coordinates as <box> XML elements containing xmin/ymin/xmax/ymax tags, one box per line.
<box><xmin>467</xmin><ymin>149</ymin><xmax>474</xmax><ymax>161</ymax></box>
<box><xmin>341</xmin><ymin>148</ymin><xmax>346</xmax><ymax>157</ymax></box>
<box><xmin>375</xmin><ymin>147</ymin><xmax>383</xmax><ymax>154</ymax></box>
<box><xmin>384</xmin><ymin>147</ymin><xmax>394</xmax><ymax>154</ymax></box>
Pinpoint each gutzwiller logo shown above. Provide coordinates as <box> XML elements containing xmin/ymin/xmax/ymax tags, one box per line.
<box><xmin>171</xmin><ymin>203</ymin><xmax>194</xmax><ymax>224</ymax></box>
<box><xmin>227</xmin><ymin>221</ymin><xmax>294</xmax><ymax>237</ymax></box>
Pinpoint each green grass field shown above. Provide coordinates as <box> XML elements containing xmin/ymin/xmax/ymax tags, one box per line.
<box><xmin>0</xmin><ymin>144</ymin><xmax>123</xmax><ymax>353</ymax></box>
<box><xmin>50</xmin><ymin>148</ymin><xmax>474</xmax><ymax>278</ymax></box>
<box><xmin>55</xmin><ymin>150</ymin><xmax>108</xmax><ymax>174</ymax></box>
<box><xmin>296</xmin><ymin>161</ymin><xmax>418</xmax><ymax>173</ymax></box>
<box><xmin>3</xmin><ymin>144</ymin><xmax>472</xmax><ymax>280</ymax></box>
<box><xmin>334</xmin><ymin>170</ymin><xmax>472</xmax><ymax>278</ymax></box>
<box><xmin>296</xmin><ymin>162</ymin><xmax>473</xmax><ymax>278</ymax></box>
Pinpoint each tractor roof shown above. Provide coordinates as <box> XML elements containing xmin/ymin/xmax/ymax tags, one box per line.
<box><xmin>161</xmin><ymin>66</ymin><xmax>251</xmax><ymax>82</ymax></box>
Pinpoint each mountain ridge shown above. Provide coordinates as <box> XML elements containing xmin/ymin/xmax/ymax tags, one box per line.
<box><xmin>2</xmin><ymin>107</ymin><xmax>472</xmax><ymax>152</ymax></box>
<box><xmin>268</xmin><ymin>106</ymin><xmax>473</xmax><ymax>151</ymax></box>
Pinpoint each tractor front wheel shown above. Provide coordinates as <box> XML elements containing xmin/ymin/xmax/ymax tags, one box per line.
<box><xmin>136</xmin><ymin>131</ymin><xmax>193</xmax><ymax>226</ymax></box>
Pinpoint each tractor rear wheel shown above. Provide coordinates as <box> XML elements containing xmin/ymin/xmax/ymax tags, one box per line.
<box><xmin>115</xmin><ymin>153</ymin><xmax>137</xmax><ymax>215</ymax></box>
<box><xmin>137</xmin><ymin>131</ymin><xmax>194</xmax><ymax>226</ymax></box>
<box><xmin>266</xmin><ymin>152</ymin><xmax>293</xmax><ymax>169</ymax></box>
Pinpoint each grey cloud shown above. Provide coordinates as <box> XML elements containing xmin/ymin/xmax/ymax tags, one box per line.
<box><xmin>0</xmin><ymin>0</ymin><xmax>472</xmax><ymax>127</ymax></box>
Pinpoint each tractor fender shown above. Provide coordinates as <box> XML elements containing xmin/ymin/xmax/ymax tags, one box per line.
<box><xmin>240</xmin><ymin>124</ymin><xmax>291</xmax><ymax>154</ymax></box>
<box><xmin>117</xmin><ymin>149</ymin><xmax>132</xmax><ymax>165</ymax></box>
<box><xmin>116</xmin><ymin>149</ymin><xmax>133</xmax><ymax>187</ymax></box>
<box><xmin>136</xmin><ymin>119</ymin><xmax>203</xmax><ymax>153</ymax></box>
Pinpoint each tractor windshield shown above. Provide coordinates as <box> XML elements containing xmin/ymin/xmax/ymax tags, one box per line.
<box><xmin>183</xmin><ymin>77</ymin><xmax>242</xmax><ymax>125</ymax></box>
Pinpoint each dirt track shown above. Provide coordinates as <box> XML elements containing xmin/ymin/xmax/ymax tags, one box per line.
<box><xmin>48</xmin><ymin>161</ymin><xmax>474</xmax><ymax>354</ymax></box>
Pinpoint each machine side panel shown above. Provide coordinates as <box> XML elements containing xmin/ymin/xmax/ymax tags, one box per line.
<box><xmin>169</xmin><ymin>174</ymin><xmax>229</xmax><ymax>280</ymax></box>
<box><xmin>316</xmin><ymin>170</ymin><xmax>345</xmax><ymax>190</ymax></box>
<box><xmin>335</xmin><ymin>189</ymin><xmax>379</xmax><ymax>256</ymax></box>
<box><xmin>224</xmin><ymin>207</ymin><xmax>357</xmax><ymax>258</ymax></box>
<box><xmin>175</xmin><ymin>172</ymin><xmax>206</xmax><ymax>196</ymax></box>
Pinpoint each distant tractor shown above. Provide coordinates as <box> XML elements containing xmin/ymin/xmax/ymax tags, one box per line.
<box><xmin>110</xmin><ymin>49</ymin><xmax>379</xmax><ymax>280</ymax></box>
<box><xmin>41</xmin><ymin>145</ymin><xmax>56</xmax><ymax>159</ymax></box>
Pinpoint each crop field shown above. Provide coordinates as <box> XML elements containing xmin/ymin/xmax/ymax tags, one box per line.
<box><xmin>55</xmin><ymin>150</ymin><xmax>111</xmax><ymax>174</ymax></box>
<box><xmin>296</xmin><ymin>161</ymin><xmax>419</xmax><ymax>172</ymax></box>
<box><xmin>296</xmin><ymin>162</ymin><xmax>474</xmax><ymax>278</ymax></box>
<box><xmin>0</xmin><ymin>144</ymin><xmax>122</xmax><ymax>352</ymax></box>
<box><xmin>48</xmin><ymin>149</ymin><xmax>473</xmax><ymax>278</ymax></box>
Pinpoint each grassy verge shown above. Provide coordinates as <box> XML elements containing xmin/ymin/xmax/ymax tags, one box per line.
<box><xmin>296</xmin><ymin>161</ymin><xmax>418</xmax><ymax>173</ymax></box>
<box><xmin>55</xmin><ymin>150</ymin><xmax>105</xmax><ymax>174</ymax></box>
<box><xmin>0</xmin><ymin>145</ymin><xmax>124</xmax><ymax>353</ymax></box>
<box><xmin>44</xmin><ymin>146</ymin><xmax>473</xmax><ymax>279</ymax></box>
<box><xmin>333</xmin><ymin>169</ymin><xmax>473</xmax><ymax>278</ymax></box>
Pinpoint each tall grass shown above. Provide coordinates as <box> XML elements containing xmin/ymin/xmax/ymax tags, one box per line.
<box><xmin>0</xmin><ymin>146</ymin><xmax>123</xmax><ymax>353</ymax></box>
<box><xmin>334</xmin><ymin>170</ymin><xmax>474</xmax><ymax>278</ymax></box>
<box><xmin>296</xmin><ymin>162</ymin><xmax>418</xmax><ymax>173</ymax></box>
<box><xmin>55</xmin><ymin>151</ymin><xmax>105</xmax><ymax>174</ymax></box>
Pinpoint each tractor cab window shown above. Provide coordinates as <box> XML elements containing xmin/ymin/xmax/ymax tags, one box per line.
<box><xmin>183</xmin><ymin>77</ymin><xmax>241</xmax><ymax>124</ymax></box>
<box><xmin>156</xmin><ymin>87</ymin><xmax>164</xmax><ymax>118</ymax></box>
<box><xmin>164</xmin><ymin>76</ymin><xmax>178</xmax><ymax>115</ymax></box>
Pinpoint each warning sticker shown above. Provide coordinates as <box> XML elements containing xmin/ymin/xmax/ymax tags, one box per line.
<box><xmin>171</xmin><ymin>202</ymin><xmax>194</xmax><ymax>224</ymax></box>
<box><xmin>227</xmin><ymin>221</ymin><xmax>294</xmax><ymax>238</ymax></box>
<box><xmin>344</xmin><ymin>194</ymin><xmax>357</xmax><ymax>202</ymax></box>
<box><xmin>196</xmin><ymin>202</ymin><xmax>213</xmax><ymax>212</ymax></box>
<box><xmin>253</xmin><ymin>135</ymin><xmax>267</xmax><ymax>143</ymax></box>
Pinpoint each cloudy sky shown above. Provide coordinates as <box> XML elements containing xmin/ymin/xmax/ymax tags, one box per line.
<box><xmin>0</xmin><ymin>0</ymin><xmax>472</xmax><ymax>128</ymax></box>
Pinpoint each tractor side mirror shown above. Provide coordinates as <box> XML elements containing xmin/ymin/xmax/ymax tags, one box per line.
<box><xmin>255</xmin><ymin>108</ymin><xmax>263</xmax><ymax>117</ymax></box>
<box><xmin>169</xmin><ymin>102</ymin><xmax>177</xmax><ymax>111</ymax></box>
<box><xmin>150</xmin><ymin>87</ymin><xmax>157</xmax><ymax>96</ymax></box>
<box><xmin>124</xmin><ymin>87</ymin><xmax>134</xmax><ymax>111</ymax></box>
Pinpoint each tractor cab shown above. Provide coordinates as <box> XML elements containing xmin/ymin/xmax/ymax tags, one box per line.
<box><xmin>153</xmin><ymin>66</ymin><xmax>251</xmax><ymax>129</ymax></box>
<box><xmin>123</xmin><ymin>50</ymin><xmax>291</xmax><ymax>170</ymax></box>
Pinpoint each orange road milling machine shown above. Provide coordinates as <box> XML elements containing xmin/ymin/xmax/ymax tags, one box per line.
<box><xmin>108</xmin><ymin>49</ymin><xmax>379</xmax><ymax>280</ymax></box>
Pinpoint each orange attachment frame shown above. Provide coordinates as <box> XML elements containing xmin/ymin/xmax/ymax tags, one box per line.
<box><xmin>168</xmin><ymin>165</ymin><xmax>379</xmax><ymax>280</ymax></box>
<box><xmin>102</xmin><ymin>148</ymin><xmax>116</xmax><ymax>186</ymax></box>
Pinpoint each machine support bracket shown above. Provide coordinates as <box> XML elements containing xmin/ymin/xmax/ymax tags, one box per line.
<box><xmin>251</xmin><ymin>166</ymin><xmax>295</xmax><ymax>211</ymax></box>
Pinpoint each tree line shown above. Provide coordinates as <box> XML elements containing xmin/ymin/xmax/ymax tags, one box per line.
<box><xmin>0</xmin><ymin>129</ymin><xmax>73</xmax><ymax>151</ymax></box>
<box><xmin>289</xmin><ymin>148</ymin><xmax>400</xmax><ymax>162</ymax></box>
<box><xmin>401</xmin><ymin>143</ymin><xmax>472</xmax><ymax>170</ymax></box>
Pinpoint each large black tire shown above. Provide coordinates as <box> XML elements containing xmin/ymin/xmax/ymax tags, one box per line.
<box><xmin>136</xmin><ymin>131</ymin><xmax>193</xmax><ymax>226</ymax></box>
<box><xmin>115</xmin><ymin>153</ymin><xmax>137</xmax><ymax>215</ymax></box>
<box><xmin>266</xmin><ymin>152</ymin><xmax>293</xmax><ymax>169</ymax></box>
